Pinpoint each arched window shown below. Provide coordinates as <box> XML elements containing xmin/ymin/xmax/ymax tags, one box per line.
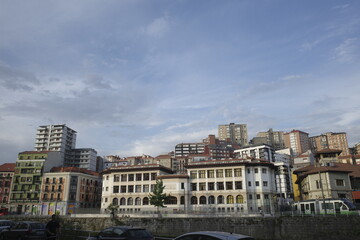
<box><xmin>165</xmin><ymin>196</ymin><xmax>177</xmax><ymax>205</ymax></box>
<box><xmin>227</xmin><ymin>195</ymin><xmax>234</xmax><ymax>204</ymax></box>
<box><xmin>199</xmin><ymin>196</ymin><xmax>206</xmax><ymax>205</ymax></box>
<box><xmin>135</xmin><ymin>197</ymin><xmax>141</xmax><ymax>205</ymax></box>
<box><xmin>191</xmin><ymin>196</ymin><xmax>198</xmax><ymax>205</ymax></box>
<box><xmin>112</xmin><ymin>198</ymin><xmax>119</xmax><ymax>205</ymax></box>
<box><xmin>217</xmin><ymin>195</ymin><xmax>224</xmax><ymax>204</ymax></box>
<box><xmin>143</xmin><ymin>197</ymin><xmax>149</xmax><ymax>205</ymax></box>
<box><xmin>208</xmin><ymin>195</ymin><xmax>215</xmax><ymax>204</ymax></box>
<box><xmin>120</xmin><ymin>198</ymin><xmax>126</xmax><ymax>205</ymax></box>
<box><xmin>127</xmin><ymin>197</ymin><xmax>133</xmax><ymax>205</ymax></box>
<box><xmin>236</xmin><ymin>195</ymin><xmax>244</xmax><ymax>204</ymax></box>
<box><xmin>180</xmin><ymin>196</ymin><xmax>185</xmax><ymax>205</ymax></box>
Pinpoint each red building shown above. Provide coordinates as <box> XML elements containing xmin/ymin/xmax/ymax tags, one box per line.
<box><xmin>0</xmin><ymin>163</ymin><xmax>15</xmax><ymax>205</ymax></box>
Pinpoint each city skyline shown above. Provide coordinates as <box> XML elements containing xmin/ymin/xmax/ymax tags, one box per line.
<box><xmin>1</xmin><ymin>1</ymin><xmax>360</xmax><ymax>163</ymax></box>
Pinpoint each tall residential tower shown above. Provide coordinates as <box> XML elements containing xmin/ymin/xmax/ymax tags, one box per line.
<box><xmin>218</xmin><ymin>123</ymin><xmax>248</xmax><ymax>146</ymax></box>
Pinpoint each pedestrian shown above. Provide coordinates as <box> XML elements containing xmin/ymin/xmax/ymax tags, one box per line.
<box><xmin>46</xmin><ymin>214</ymin><xmax>60</xmax><ymax>240</ymax></box>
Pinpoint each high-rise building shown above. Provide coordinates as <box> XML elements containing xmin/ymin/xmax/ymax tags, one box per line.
<box><xmin>256</xmin><ymin>129</ymin><xmax>285</xmax><ymax>150</ymax></box>
<box><xmin>218</xmin><ymin>123</ymin><xmax>248</xmax><ymax>146</ymax></box>
<box><xmin>34</xmin><ymin>124</ymin><xmax>77</xmax><ymax>160</ymax></box>
<box><xmin>284</xmin><ymin>130</ymin><xmax>310</xmax><ymax>157</ymax></box>
<box><xmin>309</xmin><ymin>132</ymin><xmax>350</xmax><ymax>156</ymax></box>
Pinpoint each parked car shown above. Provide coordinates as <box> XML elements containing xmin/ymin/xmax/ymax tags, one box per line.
<box><xmin>173</xmin><ymin>231</ymin><xmax>254</xmax><ymax>240</ymax></box>
<box><xmin>0</xmin><ymin>220</ymin><xmax>14</xmax><ymax>233</ymax></box>
<box><xmin>87</xmin><ymin>226</ymin><xmax>154</xmax><ymax>240</ymax></box>
<box><xmin>0</xmin><ymin>221</ymin><xmax>47</xmax><ymax>240</ymax></box>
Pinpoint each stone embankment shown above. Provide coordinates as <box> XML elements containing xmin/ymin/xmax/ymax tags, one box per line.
<box><xmin>2</xmin><ymin>214</ymin><xmax>360</xmax><ymax>240</ymax></box>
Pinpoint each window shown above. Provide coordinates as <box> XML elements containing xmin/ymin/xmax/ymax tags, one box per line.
<box><xmin>135</xmin><ymin>185</ymin><xmax>141</xmax><ymax>192</ymax></box>
<box><xmin>199</xmin><ymin>170</ymin><xmax>206</xmax><ymax>178</ymax></box>
<box><xmin>217</xmin><ymin>195</ymin><xmax>224</xmax><ymax>204</ymax></box>
<box><xmin>216</xmin><ymin>170</ymin><xmax>223</xmax><ymax>178</ymax></box>
<box><xmin>106</xmin><ymin>187</ymin><xmax>109</xmax><ymax>191</ymax></box>
<box><xmin>236</xmin><ymin>195</ymin><xmax>244</xmax><ymax>203</ymax></box>
<box><xmin>217</xmin><ymin>182</ymin><xmax>224</xmax><ymax>190</ymax></box>
<box><xmin>235</xmin><ymin>181</ymin><xmax>242</xmax><ymax>189</ymax></box>
<box><xmin>151</xmin><ymin>173</ymin><xmax>157</xmax><ymax>180</ymax></box>
<box><xmin>336</xmin><ymin>179</ymin><xmax>345</xmax><ymax>186</ymax></box>
<box><xmin>128</xmin><ymin>174</ymin><xmax>134</xmax><ymax>181</ymax></box>
<box><xmin>247</xmin><ymin>168</ymin><xmax>250</xmax><ymax>174</ymax></box>
<box><xmin>256</xmin><ymin>194</ymin><xmax>261</xmax><ymax>200</ymax></box>
<box><xmin>128</xmin><ymin>185</ymin><xmax>134</xmax><ymax>192</ymax></box>
<box><xmin>254</xmin><ymin>168</ymin><xmax>258</xmax><ymax>174</ymax></box>
<box><xmin>120</xmin><ymin>186</ymin><xmax>126</xmax><ymax>193</ymax></box>
<box><xmin>136</xmin><ymin>174</ymin><xmax>142</xmax><ymax>181</ymax></box>
<box><xmin>208</xmin><ymin>195</ymin><xmax>215</xmax><ymax>204</ymax></box>
<box><xmin>199</xmin><ymin>183</ymin><xmax>206</xmax><ymax>191</ymax></box>
<box><xmin>114</xmin><ymin>175</ymin><xmax>120</xmax><ymax>182</ymax></box>
<box><xmin>121</xmin><ymin>174</ymin><xmax>127</xmax><ymax>182</ymax></box>
<box><xmin>207</xmin><ymin>170</ymin><xmax>214</xmax><ymax>178</ymax></box>
<box><xmin>226</xmin><ymin>182</ymin><xmax>233</xmax><ymax>190</ymax></box>
<box><xmin>199</xmin><ymin>196</ymin><xmax>206</xmax><ymax>205</ymax></box>
<box><xmin>255</xmin><ymin>181</ymin><xmax>259</xmax><ymax>187</ymax></box>
<box><xmin>225</xmin><ymin>169</ymin><xmax>232</xmax><ymax>177</ymax></box>
<box><xmin>263</xmin><ymin>181</ymin><xmax>268</xmax><ymax>187</ymax></box>
<box><xmin>135</xmin><ymin>197</ymin><xmax>141</xmax><ymax>205</ymax></box>
<box><xmin>113</xmin><ymin>186</ymin><xmax>119</xmax><ymax>193</ymax></box>
<box><xmin>248</xmin><ymin>181</ymin><xmax>251</xmax><ymax>187</ymax></box>
<box><xmin>262</xmin><ymin>168</ymin><xmax>267</xmax><ymax>174</ymax></box>
<box><xmin>181</xmin><ymin>182</ymin><xmax>185</xmax><ymax>189</ymax></box>
<box><xmin>264</xmin><ymin>194</ymin><xmax>269</xmax><ymax>199</ymax></box>
<box><xmin>143</xmin><ymin>173</ymin><xmax>149</xmax><ymax>180</ymax></box>
<box><xmin>227</xmin><ymin>195</ymin><xmax>234</xmax><ymax>204</ymax></box>
<box><xmin>191</xmin><ymin>196</ymin><xmax>198</xmax><ymax>205</ymax></box>
<box><xmin>248</xmin><ymin>194</ymin><xmax>252</xmax><ymax>200</ymax></box>
<box><xmin>191</xmin><ymin>183</ymin><xmax>197</xmax><ymax>191</ymax></box>
<box><xmin>143</xmin><ymin>185</ymin><xmax>149</xmax><ymax>192</ymax></box>
<box><xmin>190</xmin><ymin>171</ymin><xmax>197</xmax><ymax>179</ymax></box>
<box><xmin>208</xmin><ymin>182</ymin><xmax>215</xmax><ymax>190</ymax></box>
<box><xmin>234</xmin><ymin>168</ymin><xmax>241</xmax><ymax>177</ymax></box>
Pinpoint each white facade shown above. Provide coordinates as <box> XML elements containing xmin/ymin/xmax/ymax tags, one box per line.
<box><xmin>234</xmin><ymin>145</ymin><xmax>275</xmax><ymax>162</ymax></box>
<box><xmin>101</xmin><ymin>159</ymin><xmax>277</xmax><ymax>215</ymax></box>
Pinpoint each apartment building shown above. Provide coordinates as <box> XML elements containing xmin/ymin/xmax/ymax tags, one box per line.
<box><xmin>284</xmin><ymin>130</ymin><xmax>311</xmax><ymax>157</ymax></box>
<box><xmin>256</xmin><ymin>129</ymin><xmax>285</xmax><ymax>150</ymax></box>
<box><xmin>0</xmin><ymin>163</ymin><xmax>15</xmax><ymax>205</ymax></box>
<box><xmin>218</xmin><ymin>123</ymin><xmax>248</xmax><ymax>146</ymax></box>
<box><xmin>40</xmin><ymin>167</ymin><xmax>101</xmax><ymax>215</ymax></box>
<box><xmin>65</xmin><ymin>148</ymin><xmax>97</xmax><ymax>171</ymax></box>
<box><xmin>310</xmin><ymin>132</ymin><xmax>350</xmax><ymax>156</ymax></box>
<box><xmin>34</xmin><ymin>124</ymin><xmax>76</xmax><ymax>160</ymax></box>
<box><xmin>9</xmin><ymin>151</ymin><xmax>62</xmax><ymax>214</ymax></box>
<box><xmin>101</xmin><ymin>159</ymin><xmax>277</xmax><ymax>215</ymax></box>
<box><xmin>234</xmin><ymin>144</ymin><xmax>275</xmax><ymax>162</ymax></box>
<box><xmin>175</xmin><ymin>143</ymin><xmax>205</xmax><ymax>157</ymax></box>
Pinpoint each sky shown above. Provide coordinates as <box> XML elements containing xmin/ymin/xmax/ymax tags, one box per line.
<box><xmin>1</xmin><ymin>0</ymin><xmax>360</xmax><ymax>164</ymax></box>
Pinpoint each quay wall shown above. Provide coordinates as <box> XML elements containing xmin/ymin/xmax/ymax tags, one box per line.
<box><xmin>3</xmin><ymin>215</ymin><xmax>360</xmax><ymax>240</ymax></box>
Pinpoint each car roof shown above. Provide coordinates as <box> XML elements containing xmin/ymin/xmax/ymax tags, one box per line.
<box><xmin>176</xmin><ymin>231</ymin><xmax>253</xmax><ymax>240</ymax></box>
<box><xmin>111</xmin><ymin>226</ymin><xmax>146</xmax><ymax>230</ymax></box>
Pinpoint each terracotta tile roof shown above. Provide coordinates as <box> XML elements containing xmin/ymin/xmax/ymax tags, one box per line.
<box><xmin>49</xmin><ymin>166</ymin><xmax>99</xmax><ymax>176</ymax></box>
<box><xmin>0</xmin><ymin>163</ymin><xmax>15</xmax><ymax>172</ymax></box>
<box><xmin>294</xmin><ymin>163</ymin><xmax>360</xmax><ymax>178</ymax></box>
<box><xmin>315</xmin><ymin>148</ymin><xmax>342</xmax><ymax>154</ymax></box>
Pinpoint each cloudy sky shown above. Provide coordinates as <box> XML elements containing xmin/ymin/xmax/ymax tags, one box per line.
<box><xmin>1</xmin><ymin>0</ymin><xmax>360</xmax><ymax>164</ymax></box>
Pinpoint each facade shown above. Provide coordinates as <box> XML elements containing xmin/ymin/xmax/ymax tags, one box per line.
<box><xmin>256</xmin><ymin>129</ymin><xmax>285</xmax><ymax>150</ymax></box>
<box><xmin>175</xmin><ymin>143</ymin><xmax>205</xmax><ymax>157</ymax></box>
<box><xmin>284</xmin><ymin>130</ymin><xmax>310</xmax><ymax>157</ymax></box>
<box><xmin>234</xmin><ymin>144</ymin><xmax>275</xmax><ymax>162</ymax></box>
<box><xmin>40</xmin><ymin>167</ymin><xmax>101</xmax><ymax>215</ymax></box>
<box><xmin>34</xmin><ymin>124</ymin><xmax>77</xmax><ymax>161</ymax></box>
<box><xmin>9</xmin><ymin>151</ymin><xmax>62</xmax><ymax>214</ymax></box>
<box><xmin>294</xmin><ymin>163</ymin><xmax>354</xmax><ymax>201</ymax></box>
<box><xmin>218</xmin><ymin>123</ymin><xmax>248</xmax><ymax>146</ymax></box>
<box><xmin>101</xmin><ymin>159</ymin><xmax>277</xmax><ymax>215</ymax></box>
<box><xmin>202</xmin><ymin>135</ymin><xmax>240</xmax><ymax>160</ymax></box>
<box><xmin>310</xmin><ymin>132</ymin><xmax>350</xmax><ymax>156</ymax></box>
<box><xmin>65</xmin><ymin>148</ymin><xmax>97</xmax><ymax>171</ymax></box>
<box><xmin>0</xmin><ymin>163</ymin><xmax>15</xmax><ymax>205</ymax></box>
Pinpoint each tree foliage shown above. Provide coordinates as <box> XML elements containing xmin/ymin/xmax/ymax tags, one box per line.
<box><xmin>149</xmin><ymin>179</ymin><xmax>168</xmax><ymax>209</ymax></box>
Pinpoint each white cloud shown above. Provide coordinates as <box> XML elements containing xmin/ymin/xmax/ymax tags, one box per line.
<box><xmin>334</xmin><ymin>38</ymin><xmax>358</xmax><ymax>63</ymax></box>
<box><xmin>141</xmin><ymin>16</ymin><xmax>170</xmax><ymax>37</ymax></box>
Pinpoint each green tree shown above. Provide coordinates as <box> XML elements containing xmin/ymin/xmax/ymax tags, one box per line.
<box><xmin>107</xmin><ymin>203</ymin><xmax>119</xmax><ymax>219</ymax></box>
<box><xmin>149</xmin><ymin>179</ymin><xmax>169</xmax><ymax>213</ymax></box>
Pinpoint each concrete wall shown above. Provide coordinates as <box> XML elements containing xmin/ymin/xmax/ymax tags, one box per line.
<box><xmin>2</xmin><ymin>215</ymin><xmax>360</xmax><ymax>240</ymax></box>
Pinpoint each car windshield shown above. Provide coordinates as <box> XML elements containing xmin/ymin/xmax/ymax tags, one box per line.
<box><xmin>114</xmin><ymin>228</ymin><xmax>125</xmax><ymax>235</ymax></box>
<box><xmin>30</xmin><ymin>223</ymin><xmax>45</xmax><ymax>229</ymax></box>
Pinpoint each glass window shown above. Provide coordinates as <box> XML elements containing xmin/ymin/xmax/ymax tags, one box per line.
<box><xmin>121</xmin><ymin>174</ymin><xmax>127</xmax><ymax>182</ymax></box>
<box><xmin>207</xmin><ymin>170</ymin><xmax>215</xmax><ymax>178</ymax></box>
<box><xmin>208</xmin><ymin>182</ymin><xmax>215</xmax><ymax>190</ymax></box>
<box><xmin>143</xmin><ymin>173</ymin><xmax>149</xmax><ymax>180</ymax></box>
<box><xmin>225</xmin><ymin>169</ymin><xmax>232</xmax><ymax>177</ymax></box>
<box><xmin>128</xmin><ymin>174</ymin><xmax>134</xmax><ymax>181</ymax></box>
<box><xmin>234</xmin><ymin>168</ymin><xmax>242</xmax><ymax>177</ymax></box>
<box><xmin>191</xmin><ymin>183</ymin><xmax>197</xmax><ymax>191</ymax></box>
<box><xmin>235</xmin><ymin>181</ymin><xmax>242</xmax><ymax>189</ymax></box>
<box><xmin>199</xmin><ymin>183</ymin><xmax>206</xmax><ymax>191</ymax></box>
<box><xmin>262</xmin><ymin>168</ymin><xmax>267</xmax><ymax>174</ymax></box>
<box><xmin>226</xmin><ymin>182</ymin><xmax>233</xmax><ymax>190</ymax></box>
<box><xmin>199</xmin><ymin>170</ymin><xmax>205</xmax><ymax>178</ymax></box>
<box><xmin>216</xmin><ymin>170</ymin><xmax>223</xmax><ymax>178</ymax></box>
<box><xmin>190</xmin><ymin>171</ymin><xmax>197</xmax><ymax>179</ymax></box>
<box><xmin>263</xmin><ymin>181</ymin><xmax>268</xmax><ymax>187</ymax></box>
<box><xmin>217</xmin><ymin>182</ymin><xmax>224</xmax><ymax>190</ymax></box>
